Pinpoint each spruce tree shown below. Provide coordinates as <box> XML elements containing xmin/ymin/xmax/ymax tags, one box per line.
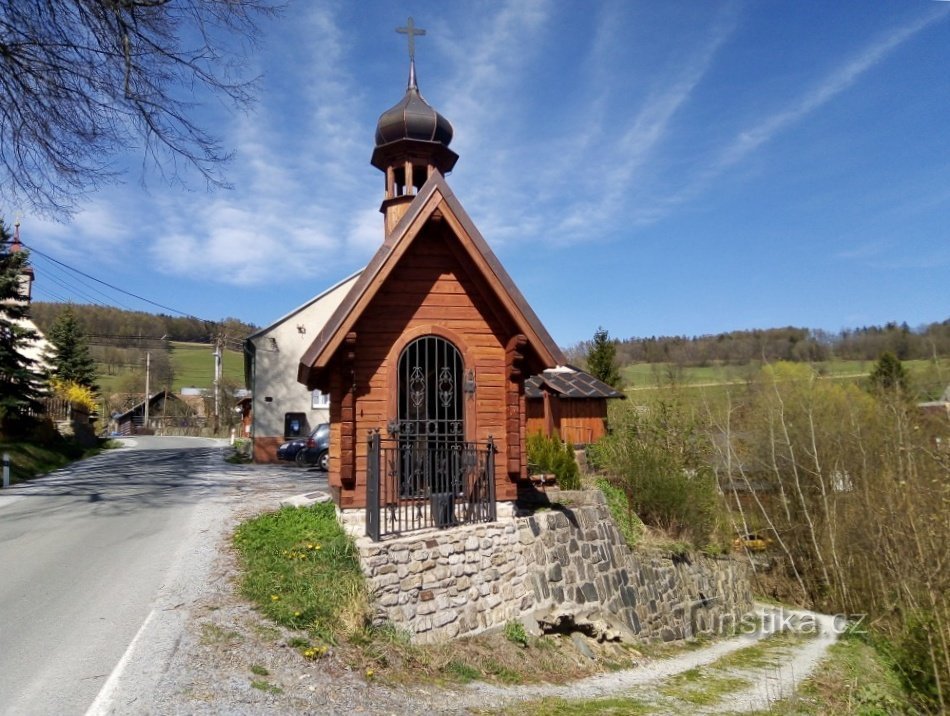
<box><xmin>586</xmin><ymin>326</ymin><xmax>622</xmax><ymax>389</ymax></box>
<box><xmin>48</xmin><ymin>306</ymin><xmax>98</xmax><ymax>393</ymax></box>
<box><xmin>869</xmin><ymin>351</ymin><xmax>909</xmax><ymax>395</ymax></box>
<box><xmin>0</xmin><ymin>220</ymin><xmax>43</xmax><ymax>430</ymax></box>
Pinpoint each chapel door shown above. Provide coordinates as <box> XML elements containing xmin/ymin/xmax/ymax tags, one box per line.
<box><xmin>393</xmin><ymin>335</ymin><xmax>464</xmax><ymax>497</ymax></box>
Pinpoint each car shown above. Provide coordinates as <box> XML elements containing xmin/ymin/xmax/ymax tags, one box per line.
<box><xmin>732</xmin><ymin>532</ymin><xmax>773</xmax><ymax>552</ymax></box>
<box><xmin>277</xmin><ymin>423</ymin><xmax>330</xmax><ymax>470</ymax></box>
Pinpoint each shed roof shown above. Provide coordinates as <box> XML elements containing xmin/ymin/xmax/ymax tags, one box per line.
<box><xmin>525</xmin><ymin>366</ymin><xmax>625</xmax><ymax>400</ymax></box>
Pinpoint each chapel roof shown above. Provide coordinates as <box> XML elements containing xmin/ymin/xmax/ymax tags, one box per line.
<box><xmin>297</xmin><ymin>171</ymin><xmax>565</xmax><ymax>388</ymax></box>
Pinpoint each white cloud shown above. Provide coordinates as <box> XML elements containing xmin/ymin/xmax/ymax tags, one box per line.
<box><xmin>552</xmin><ymin>4</ymin><xmax>739</xmax><ymax>241</ymax></box>
<box><xmin>664</xmin><ymin>8</ymin><xmax>948</xmax><ymax>212</ymax></box>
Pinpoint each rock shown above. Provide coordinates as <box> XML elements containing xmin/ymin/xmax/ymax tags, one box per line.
<box><xmin>570</xmin><ymin>632</ymin><xmax>595</xmax><ymax>660</ymax></box>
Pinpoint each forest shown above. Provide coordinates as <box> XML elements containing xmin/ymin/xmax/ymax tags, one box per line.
<box><xmin>29</xmin><ymin>302</ymin><xmax>257</xmax><ymax>346</ymax></box>
<box><xmin>568</xmin><ymin>320</ymin><xmax>950</xmax><ymax>368</ymax></box>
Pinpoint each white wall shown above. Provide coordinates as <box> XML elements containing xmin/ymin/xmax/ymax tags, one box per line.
<box><xmin>249</xmin><ymin>274</ymin><xmax>359</xmax><ymax>441</ymax></box>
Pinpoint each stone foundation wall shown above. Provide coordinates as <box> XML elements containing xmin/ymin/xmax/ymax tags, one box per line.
<box><xmin>351</xmin><ymin>491</ymin><xmax>753</xmax><ymax>644</ymax></box>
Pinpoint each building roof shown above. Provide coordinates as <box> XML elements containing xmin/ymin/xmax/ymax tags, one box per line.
<box><xmin>113</xmin><ymin>390</ymin><xmax>183</xmax><ymax>421</ymax></box>
<box><xmin>297</xmin><ymin>171</ymin><xmax>565</xmax><ymax>389</ymax></box>
<box><xmin>246</xmin><ymin>270</ymin><xmax>362</xmax><ymax>341</ymax></box>
<box><xmin>525</xmin><ymin>366</ymin><xmax>626</xmax><ymax>400</ymax></box>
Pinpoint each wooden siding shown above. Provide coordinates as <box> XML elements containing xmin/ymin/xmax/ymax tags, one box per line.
<box><xmin>326</xmin><ymin>222</ymin><xmax>521</xmax><ymax>508</ymax></box>
<box><xmin>526</xmin><ymin>396</ymin><xmax>608</xmax><ymax>446</ymax></box>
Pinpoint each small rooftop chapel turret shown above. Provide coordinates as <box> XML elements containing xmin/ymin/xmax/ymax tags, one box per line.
<box><xmin>371</xmin><ymin>17</ymin><xmax>458</xmax><ymax>235</ymax></box>
<box><xmin>5</xmin><ymin>219</ymin><xmax>34</xmax><ymax>304</ymax></box>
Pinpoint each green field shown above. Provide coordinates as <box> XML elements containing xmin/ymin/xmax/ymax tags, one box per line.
<box><xmin>169</xmin><ymin>342</ymin><xmax>245</xmax><ymax>391</ymax></box>
<box><xmin>621</xmin><ymin>358</ymin><xmax>949</xmax><ymax>400</ymax></box>
<box><xmin>95</xmin><ymin>341</ymin><xmax>245</xmax><ymax>395</ymax></box>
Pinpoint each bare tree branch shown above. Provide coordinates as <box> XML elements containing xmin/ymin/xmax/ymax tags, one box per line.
<box><xmin>0</xmin><ymin>0</ymin><xmax>278</xmax><ymax>218</ymax></box>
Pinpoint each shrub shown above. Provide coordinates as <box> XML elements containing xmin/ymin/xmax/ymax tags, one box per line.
<box><xmin>595</xmin><ymin>477</ymin><xmax>643</xmax><ymax>547</ymax></box>
<box><xmin>503</xmin><ymin>619</ymin><xmax>528</xmax><ymax>647</ymax></box>
<box><xmin>526</xmin><ymin>432</ymin><xmax>580</xmax><ymax>489</ymax></box>
<box><xmin>50</xmin><ymin>378</ymin><xmax>97</xmax><ymax>413</ymax></box>
<box><xmin>588</xmin><ymin>399</ymin><xmax>721</xmax><ymax>546</ymax></box>
<box><xmin>888</xmin><ymin>611</ymin><xmax>949</xmax><ymax>713</ymax></box>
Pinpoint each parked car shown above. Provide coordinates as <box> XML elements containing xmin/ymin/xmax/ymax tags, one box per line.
<box><xmin>277</xmin><ymin>423</ymin><xmax>329</xmax><ymax>470</ymax></box>
<box><xmin>732</xmin><ymin>532</ymin><xmax>773</xmax><ymax>552</ymax></box>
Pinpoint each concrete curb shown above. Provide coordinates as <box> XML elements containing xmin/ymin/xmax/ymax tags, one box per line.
<box><xmin>279</xmin><ymin>491</ymin><xmax>332</xmax><ymax>509</ymax></box>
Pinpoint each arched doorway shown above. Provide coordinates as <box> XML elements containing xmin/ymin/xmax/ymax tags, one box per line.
<box><xmin>393</xmin><ymin>335</ymin><xmax>464</xmax><ymax>497</ymax></box>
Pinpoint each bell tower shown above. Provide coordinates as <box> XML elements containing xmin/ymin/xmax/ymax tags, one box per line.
<box><xmin>371</xmin><ymin>17</ymin><xmax>458</xmax><ymax>236</ymax></box>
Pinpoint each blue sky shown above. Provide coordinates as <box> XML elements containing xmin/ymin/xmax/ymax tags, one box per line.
<box><xmin>14</xmin><ymin>0</ymin><xmax>950</xmax><ymax>346</ymax></box>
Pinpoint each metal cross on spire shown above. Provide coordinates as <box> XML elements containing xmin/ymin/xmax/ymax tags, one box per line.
<box><xmin>396</xmin><ymin>17</ymin><xmax>426</xmax><ymax>61</ymax></box>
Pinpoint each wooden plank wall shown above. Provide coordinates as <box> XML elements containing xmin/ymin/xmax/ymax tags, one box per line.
<box><xmin>525</xmin><ymin>396</ymin><xmax>608</xmax><ymax>446</ymax></box>
<box><xmin>328</xmin><ymin>223</ymin><xmax>517</xmax><ymax>508</ymax></box>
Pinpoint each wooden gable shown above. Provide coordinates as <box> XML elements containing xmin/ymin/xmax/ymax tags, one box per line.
<box><xmin>298</xmin><ymin>171</ymin><xmax>564</xmax><ymax>389</ymax></box>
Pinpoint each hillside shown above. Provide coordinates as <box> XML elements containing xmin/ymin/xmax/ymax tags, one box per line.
<box><xmin>29</xmin><ymin>302</ymin><xmax>256</xmax><ymax>395</ymax></box>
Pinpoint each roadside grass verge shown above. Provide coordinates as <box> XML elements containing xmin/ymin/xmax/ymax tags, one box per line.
<box><xmin>232</xmin><ymin>504</ymin><xmax>626</xmax><ymax>685</ymax></box>
<box><xmin>0</xmin><ymin>436</ymin><xmax>112</xmax><ymax>486</ymax></box>
<box><xmin>232</xmin><ymin>506</ymin><xmax>909</xmax><ymax>711</ymax></box>
<box><xmin>233</xmin><ymin>502</ymin><xmax>368</xmax><ymax>645</ymax></box>
<box><xmin>751</xmin><ymin>630</ymin><xmax>915</xmax><ymax>715</ymax></box>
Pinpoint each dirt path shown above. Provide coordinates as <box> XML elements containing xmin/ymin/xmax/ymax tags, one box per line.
<box><xmin>457</xmin><ymin>605</ymin><xmax>839</xmax><ymax>713</ymax></box>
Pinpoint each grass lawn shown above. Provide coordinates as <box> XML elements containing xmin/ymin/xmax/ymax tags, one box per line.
<box><xmin>168</xmin><ymin>342</ymin><xmax>244</xmax><ymax>392</ymax></box>
<box><xmin>96</xmin><ymin>341</ymin><xmax>244</xmax><ymax>395</ymax></box>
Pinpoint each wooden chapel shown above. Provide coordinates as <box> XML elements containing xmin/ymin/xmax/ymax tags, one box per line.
<box><xmin>297</xmin><ymin>35</ymin><xmax>566</xmax><ymax>528</ymax></box>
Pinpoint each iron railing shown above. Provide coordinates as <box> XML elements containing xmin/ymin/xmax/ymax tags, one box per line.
<box><xmin>366</xmin><ymin>431</ymin><xmax>496</xmax><ymax>541</ymax></box>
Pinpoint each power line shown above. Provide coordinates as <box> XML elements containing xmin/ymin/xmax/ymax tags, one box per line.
<box><xmin>32</xmin><ymin>285</ymin><xmax>72</xmax><ymax>303</ymax></box>
<box><xmin>39</xmin><ymin>269</ymin><xmax>113</xmax><ymax>308</ymax></box>
<box><xmin>21</xmin><ymin>241</ymin><xmax>211</xmax><ymax>323</ymax></box>
<box><xmin>30</xmin><ymin>254</ymin><xmax>136</xmax><ymax>310</ymax></box>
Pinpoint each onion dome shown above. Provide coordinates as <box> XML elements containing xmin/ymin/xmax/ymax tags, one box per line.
<box><xmin>374</xmin><ymin>61</ymin><xmax>454</xmax><ymax>148</ymax></box>
<box><xmin>371</xmin><ymin>60</ymin><xmax>458</xmax><ymax>177</ymax></box>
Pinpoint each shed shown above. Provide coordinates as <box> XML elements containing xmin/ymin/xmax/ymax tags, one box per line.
<box><xmin>525</xmin><ymin>366</ymin><xmax>625</xmax><ymax>445</ymax></box>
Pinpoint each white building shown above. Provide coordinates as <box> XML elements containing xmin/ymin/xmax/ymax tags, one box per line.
<box><xmin>244</xmin><ymin>272</ymin><xmax>359</xmax><ymax>462</ymax></box>
<box><xmin>4</xmin><ymin>221</ymin><xmax>52</xmax><ymax>374</ymax></box>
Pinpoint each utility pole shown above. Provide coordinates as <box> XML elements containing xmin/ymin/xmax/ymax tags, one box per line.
<box><xmin>213</xmin><ymin>337</ymin><xmax>222</xmax><ymax>435</ymax></box>
<box><xmin>143</xmin><ymin>351</ymin><xmax>150</xmax><ymax>432</ymax></box>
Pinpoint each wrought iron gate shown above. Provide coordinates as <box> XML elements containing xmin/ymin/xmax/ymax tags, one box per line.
<box><xmin>365</xmin><ymin>432</ymin><xmax>496</xmax><ymax>540</ymax></box>
<box><xmin>396</xmin><ymin>335</ymin><xmax>462</xmax><ymax>436</ymax></box>
<box><xmin>365</xmin><ymin>335</ymin><xmax>497</xmax><ymax>540</ymax></box>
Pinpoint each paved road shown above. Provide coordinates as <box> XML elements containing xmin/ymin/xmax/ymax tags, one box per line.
<box><xmin>0</xmin><ymin>437</ymin><xmax>325</xmax><ymax>716</ymax></box>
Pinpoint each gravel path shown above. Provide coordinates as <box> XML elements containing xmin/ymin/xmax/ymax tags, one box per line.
<box><xmin>461</xmin><ymin>606</ymin><xmax>840</xmax><ymax>713</ymax></box>
<box><xmin>105</xmin><ymin>453</ymin><xmax>840</xmax><ymax>715</ymax></box>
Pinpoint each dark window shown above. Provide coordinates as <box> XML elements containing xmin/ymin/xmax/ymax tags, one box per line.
<box><xmin>284</xmin><ymin>412</ymin><xmax>307</xmax><ymax>438</ymax></box>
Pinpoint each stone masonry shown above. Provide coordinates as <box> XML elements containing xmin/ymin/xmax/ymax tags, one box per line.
<box><xmin>348</xmin><ymin>490</ymin><xmax>753</xmax><ymax>644</ymax></box>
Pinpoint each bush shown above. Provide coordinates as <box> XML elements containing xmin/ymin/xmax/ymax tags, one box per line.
<box><xmin>888</xmin><ymin>611</ymin><xmax>949</xmax><ymax>713</ymax></box>
<box><xmin>588</xmin><ymin>399</ymin><xmax>721</xmax><ymax>546</ymax></box>
<box><xmin>503</xmin><ymin>619</ymin><xmax>528</xmax><ymax>647</ymax></box>
<box><xmin>595</xmin><ymin>477</ymin><xmax>643</xmax><ymax>547</ymax></box>
<box><xmin>526</xmin><ymin>432</ymin><xmax>580</xmax><ymax>489</ymax></box>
